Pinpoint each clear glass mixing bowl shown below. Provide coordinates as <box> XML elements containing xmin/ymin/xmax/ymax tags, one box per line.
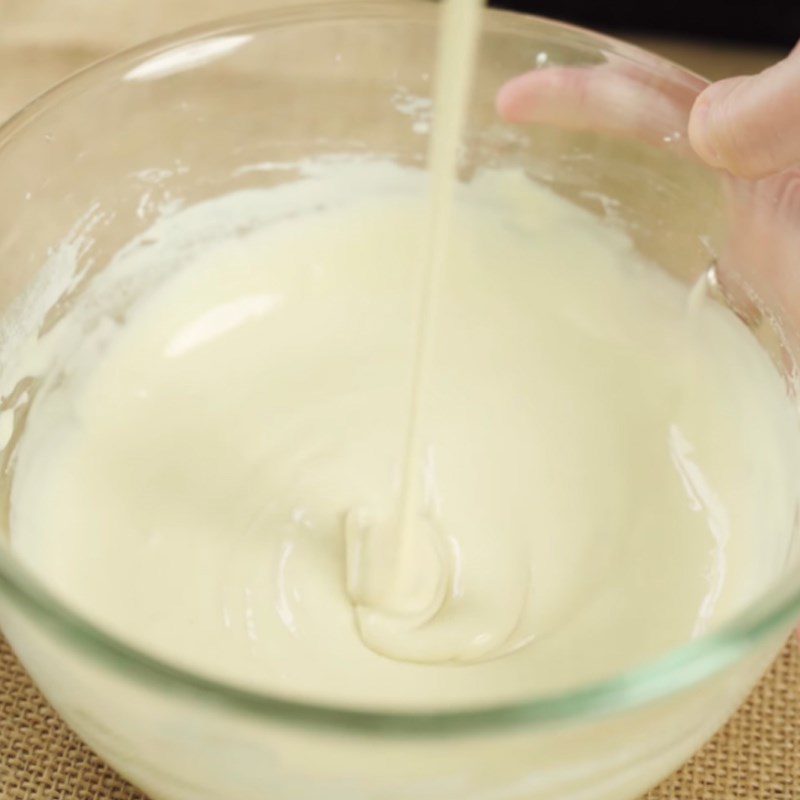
<box><xmin>1</xmin><ymin>4</ymin><xmax>799</xmax><ymax>800</ymax></box>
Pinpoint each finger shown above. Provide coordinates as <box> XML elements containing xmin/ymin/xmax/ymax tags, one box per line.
<box><xmin>688</xmin><ymin>50</ymin><xmax>800</xmax><ymax>179</ymax></box>
<box><xmin>496</xmin><ymin>64</ymin><xmax>697</xmax><ymax>150</ymax></box>
<box><xmin>704</xmin><ymin>166</ymin><xmax>800</xmax><ymax>359</ymax></box>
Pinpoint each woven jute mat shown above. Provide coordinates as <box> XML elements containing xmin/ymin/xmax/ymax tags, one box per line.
<box><xmin>1</xmin><ymin>634</ymin><xmax>798</xmax><ymax>799</ymax></box>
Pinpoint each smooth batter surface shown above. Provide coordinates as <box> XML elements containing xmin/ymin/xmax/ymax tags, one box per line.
<box><xmin>6</xmin><ymin>161</ymin><xmax>800</xmax><ymax>709</ymax></box>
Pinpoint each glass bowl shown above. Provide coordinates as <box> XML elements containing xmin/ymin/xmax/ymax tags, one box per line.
<box><xmin>0</xmin><ymin>3</ymin><xmax>799</xmax><ymax>799</ymax></box>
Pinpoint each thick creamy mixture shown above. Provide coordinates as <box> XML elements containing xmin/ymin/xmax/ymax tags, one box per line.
<box><xmin>8</xmin><ymin>162</ymin><xmax>800</xmax><ymax>707</ymax></box>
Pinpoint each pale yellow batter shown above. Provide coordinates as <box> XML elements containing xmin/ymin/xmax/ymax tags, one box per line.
<box><xmin>8</xmin><ymin>161</ymin><xmax>800</xmax><ymax>708</ymax></box>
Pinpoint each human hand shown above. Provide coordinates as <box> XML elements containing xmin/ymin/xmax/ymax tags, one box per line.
<box><xmin>497</xmin><ymin>42</ymin><xmax>800</xmax><ymax>179</ymax></box>
<box><xmin>688</xmin><ymin>42</ymin><xmax>800</xmax><ymax>179</ymax></box>
<box><xmin>496</xmin><ymin>43</ymin><xmax>800</xmax><ymax>338</ymax></box>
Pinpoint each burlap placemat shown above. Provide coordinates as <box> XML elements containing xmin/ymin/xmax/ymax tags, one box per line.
<box><xmin>1</xmin><ymin>633</ymin><xmax>797</xmax><ymax>799</ymax></box>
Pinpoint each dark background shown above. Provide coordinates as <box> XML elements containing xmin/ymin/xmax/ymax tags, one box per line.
<box><xmin>490</xmin><ymin>1</ymin><xmax>800</xmax><ymax>48</ymax></box>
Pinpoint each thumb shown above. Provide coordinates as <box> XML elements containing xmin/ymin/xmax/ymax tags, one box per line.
<box><xmin>688</xmin><ymin>48</ymin><xmax>800</xmax><ymax>179</ymax></box>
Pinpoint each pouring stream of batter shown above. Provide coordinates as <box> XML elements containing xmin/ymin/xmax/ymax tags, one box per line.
<box><xmin>344</xmin><ymin>0</ymin><xmax>511</xmax><ymax>662</ymax></box>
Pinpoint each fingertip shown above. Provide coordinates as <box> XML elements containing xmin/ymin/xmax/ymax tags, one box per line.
<box><xmin>688</xmin><ymin>76</ymin><xmax>782</xmax><ymax>179</ymax></box>
<box><xmin>495</xmin><ymin>73</ymin><xmax>535</xmax><ymax>123</ymax></box>
<box><xmin>688</xmin><ymin>88</ymin><xmax>723</xmax><ymax>169</ymax></box>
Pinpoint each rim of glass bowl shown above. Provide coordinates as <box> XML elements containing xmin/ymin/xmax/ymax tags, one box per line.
<box><xmin>0</xmin><ymin>1</ymin><xmax>799</xmax><ymax>737</ymax></box>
